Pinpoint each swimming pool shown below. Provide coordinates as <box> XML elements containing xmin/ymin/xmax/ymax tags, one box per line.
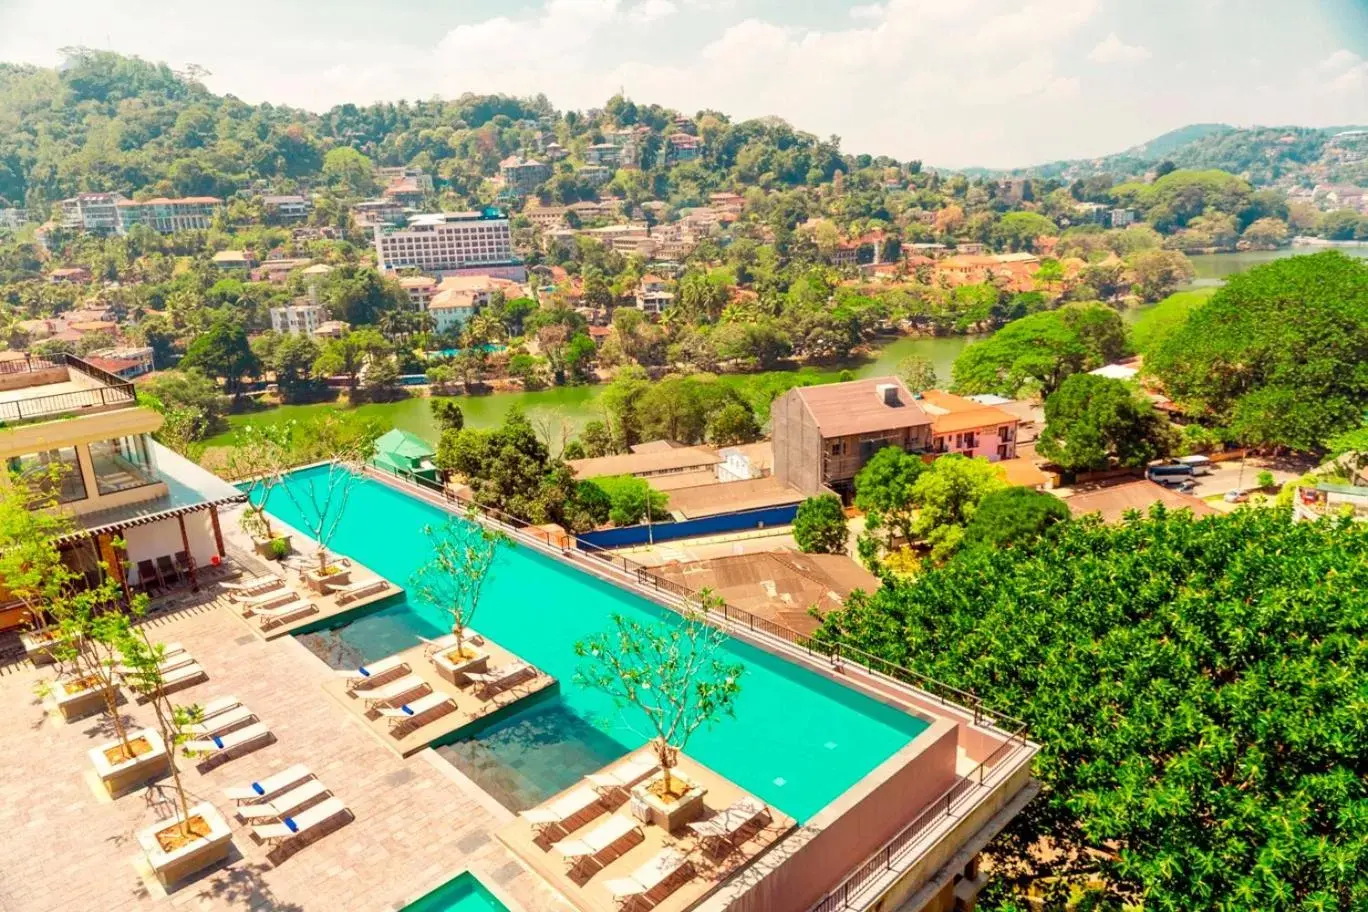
<box><xmin>262</xmin><ymin>466</ymin><xmax>929</xmax><ymax>822</ymax></box>
<box><xmin>402</xmin><ymin>872</ymin><xmax>508</xmax><ymax>912</ymax></box>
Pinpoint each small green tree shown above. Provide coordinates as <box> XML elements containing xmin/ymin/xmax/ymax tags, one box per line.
<box><xmin>409</xmin><ymin>516</ymin><xmax>508</xmax><ymax>656</ymax></box>
<box><xmin>911</xmin><ymin>454</ymin><xmax>1006</xmax><ymax>562</ymax></box>
<box><xmin>962</xmin><ymin>486</ymin><xmax>1070</xmax><ymax>551</ymax></box>
<box><xmin>854</xmin><ymin>446</ymin><xmax>926</xmax><ymax>547</ymax></box>
<box><xmin>1038</xmin><ymin>374</ymin><xmax>1176</xmax><ymax>472</ymax></box>
<box><xmin>793</xmin><ymin>494</ymin><xmax>849</xmax><ymax>554</ymax></box>
<box><xmin>0</xmin><ymin>466</ymin><xmax>77</xmax><ymax>629</ymax></box>
<box><xmin>575</xmin><ymin>592</ymin><xmax>743</xmax><ymax>795</ymax></box>
<box><xmin>223</xmin><ymin>422</ymin><xmax>294</xmax><ymax>540</ymax></box>
<box><xmin>430</xmin><ymin>399</ymin><xmax>465</xmax><ymax>433</ymax></box>
<box><xmin>898</xmin><ymin>355</ymin><xmax>938</xmax><ymax>394</ymax></box>
<box><xmin>278</xmin><ymin>432</ymin><xmax>377</xmax><ymax>571</ymax></box>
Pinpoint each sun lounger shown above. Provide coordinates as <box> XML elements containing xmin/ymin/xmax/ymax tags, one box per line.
<box><xmin>358</xmin><ymin>674</ymin><xmax>430</xmax><ymax>710</ymax></box>
<box><xmin>238</xmin><ymin>587</ymin><xmax>300</xmax><ymax>615</ymax></box>
<box><xmin>118</xmin><ymin>650</ymin><xmax>194</xmax><ymax>676</ymax></box>
<box><xmin>130</xmin><ymin>662</ymin><xmax>207</xmax><ymax>699</ymax></box>
<box><xmin>256</xmin><ymin>599</ymin><xmax>318</xmax><ymax>630</ymax></box>
<box><xmin>225</xmin><ymin>763</ymin><xmax>312</xmax><ymax>804</ymax></box>
<box><xmin>376</xmin><ymin>691</ymin><xmax>456</xmax><ymax>732</ymax></box>
<box><xmin>605</xmin><ymin>848</ymin><xmax>693</xmax><ymax>907</ymax></box>
<box><xmin>195</xmin><ymin>695</ymin><xmax>241</xmax><ymax>721</ymax></box>
<box><xmin>552</xmin><ymin>814</ymin><xmax>643</xmax><ymax>868</ymax></box>
<box><xmin>337</xmin><ymin>655</ymin><xmax>409</xmax><ymax>691</ymax></box>
<box><xmin>329</xmin><ymin>577</ymin><xmax>389</xmax><ymax>604</ymax></box>
<box><xmin>252</xmin><ymin>796</ymin><xmax>351</xmax><ymax>846</ymax></box>
<box><xmin>184</xmin><ymin>722</ymin><xmax>272</xmax><ymax>764</ymax></box>
<box><xmin>466</xmin><ymin>662</ymin><xmax>533</xmax><ymax>699</ymax></box>
<box><xmin>222</xmin><ymin>575</ymin><xmax>284</xmax><ymax>597</ymax></box>
<box><xmin>183</xmin><ymin>705</ymin><xmax>257</xmax><ymax>738</ymax></box>
<box><xmin>521</xmin><ymin>785</ymin><xmax>605</xmax><ymax>838</ymax></box>
<box><xmin>687</xmin><ymin>796</ymin><xmax>770</xmax><ymax>855</ymax></box>
<box><xmin>235</xmin><ymin>778</ymin><xmax>332</xmax><ymax>823</ymax></box>
<box><xmin>587</xmin><ymin>753</ymin><xmax>660</xmax><ymax>799</ymax></box>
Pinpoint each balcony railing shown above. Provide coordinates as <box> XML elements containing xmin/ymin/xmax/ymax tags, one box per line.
<box><xmin>0</xmin><ymin>355</ymin><xmax>137</xmax><ymax>424</ymax></box>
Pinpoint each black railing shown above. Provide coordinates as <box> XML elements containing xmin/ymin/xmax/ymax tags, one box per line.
<box><xmin>0</xmin><ymin>353</ymin><xmax>59</xmax><ymax>376</ymax></box>
<box><xmin>0</xmin><ymin>355</ymin><xmax>136</xmax><ymax>424</ymax></box>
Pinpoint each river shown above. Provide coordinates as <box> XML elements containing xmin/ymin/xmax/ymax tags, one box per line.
<box><xmin>204</xmin><ymin>246</ymin><xmax>1368</xmax><ymax>449</ymax></box>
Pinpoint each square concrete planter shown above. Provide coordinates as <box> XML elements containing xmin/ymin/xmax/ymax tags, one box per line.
<box><xmin>432</xmin><ymin>644</ymin><xmax>489</xmax><ymax>685</ymax></box>
<box><xmin>631</xmin><ymin>770</ymin><xmax>707</xmax><ymax>833</ymax></box>
<box><xmin>53</xmin><ymin>674</ymin><xmax>120</xmax><ymax>722</ymax></box>
<box><xmin>253</xmin><ymin>534</ymin><xmax>293</xmax><ymax>561</ymax></box>
<box><xmin>88</xmin><ymin>728</ymin><xmax>170</xmax><ymax>798</ymax></box>
<box><xmin>305</xmin><ymin>566</ymin><xmax>350</xmax><ymax>593</ymax></box>
<box><xmin>137</xmin><ymin>801</ymin><xmax>232</xmax><ymax>888</ymax></box>
<box><xmin>21</xmin><ymin>628</ymin><xmax>62</xmax><ymax>665</ymax></box>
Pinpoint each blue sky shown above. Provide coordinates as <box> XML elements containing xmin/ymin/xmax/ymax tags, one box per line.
<box><xmin>1</xmin><ymin>0</ymin><xmax>1366</xmax><ymax>167</ymax></box>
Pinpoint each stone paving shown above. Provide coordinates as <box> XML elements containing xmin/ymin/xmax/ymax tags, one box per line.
<box><xmin>0</xmin><ymin>585</ymin><xmax>575</xmax><ymax>912</ymax></box>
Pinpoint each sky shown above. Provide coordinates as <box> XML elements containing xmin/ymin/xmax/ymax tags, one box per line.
<box><xmin>1</xmin><ymin>0</ymin><xmax>1367</xmax><ymax>168</ymax></box>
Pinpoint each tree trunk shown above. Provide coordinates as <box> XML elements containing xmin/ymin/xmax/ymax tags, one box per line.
<box><xmin>317</xmin><ymin>548</ymin><xmax>328</xmax><ymax>572</ymax></box>
<box><xmin>656</xmin><ymin>738</ymin><xmax>673</xmax><ymax>795</ymax></box>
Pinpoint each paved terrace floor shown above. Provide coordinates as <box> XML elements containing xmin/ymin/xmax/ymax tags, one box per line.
<box><xmin>0</xmin><ymin>584</ymin><xmax>574</xmax><ymax>912</ymax></box>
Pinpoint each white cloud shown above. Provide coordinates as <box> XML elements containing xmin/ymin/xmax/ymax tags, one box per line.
<box><xmin>848</xmin><ymin>4</ymin><xmax>885</xmax><ymax>21</ymax></box>
<box><xmin>627</xmin><ymin>0</ymin><xmax>677</xmax><ymax>24</ymax></box>
<box><xmin>1312</xmin><ymin>49</ymin><xmax>1368</xmax><ymax>94</ymax></box>
<box><xmin>1087</xmin><ymin>32</ymin><xmax>1152</xmax><ymax>64</ymax></box>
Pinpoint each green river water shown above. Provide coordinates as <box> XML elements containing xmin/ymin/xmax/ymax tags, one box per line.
<box><xmin>205</xmin><ymin>247</ymin><xmax>1368</xmax><ymax>448</ymax></box>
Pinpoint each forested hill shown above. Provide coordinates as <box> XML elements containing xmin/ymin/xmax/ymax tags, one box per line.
<box><xmin>972</xmin><ymin>123</ymin><xmax>1368</xmax><ymax>187</ymax></box>
<box><xmin>0</xmin><ymin>50</ymin><xmax>856</xmax><ymax>211</ymax></box>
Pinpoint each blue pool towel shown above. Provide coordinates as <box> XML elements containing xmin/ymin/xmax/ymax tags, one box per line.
<box><xmin>284</xmin><ymin>816</ymin><xmax>298</xmax><ymax>833</ymax></box>
<box><xmin>251</xmin><ymin>782</ymin><xmax>265</xmax><ymax>795</ymax></box>
<box><xmin>402</xmin><ymin>704</ymin><xmax>414</xmax><ymax>716</ymax></box>
<box><xmin>358</xmin><ymin>665</ymin><xmax>371</xmax><ymax>677</ymax></box>
<box><xmin>211</xmin><ymin>735</ymin><xmax>224</xmax><ymax>749</ymax></box>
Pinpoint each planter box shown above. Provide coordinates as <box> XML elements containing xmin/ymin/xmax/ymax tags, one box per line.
<box><xmin>137</xmin><ymin>801</ymin><xmax>232</xmax><ymax>888</ymax></box>
<box><xmin>54</xmin><ymin>675</ymin><xmax>120</xmax><ymax>722</ymax></box>
<box><xmin>253</xmin><ymin>534</ymin><xmax>293</xmax><ymax>560</ymax></box>
<box><xmin>88</xmin><ymin>728</ymin><xmax>169</xmax><ymax>798</ymax></box>
<box><xmin>631</xmin><ymin>771</ymin><xmax>707</xmax><ymax>833</ymax></box>
<box><xmin>305</xmin><ymin>567</ymin><xmax>350</xmax><ymax>594</ymax></box>
<box><xmin>431</xmin><ymin>645</ymin><xmax>489</xmax><ymax>685</ymax></box>
<box><xmin>21</xmin><ymin>628</ymin><xmax>62</xmax><ymax>666</ymax></box>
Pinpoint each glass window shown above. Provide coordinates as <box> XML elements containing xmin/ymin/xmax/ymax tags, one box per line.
<box><xmin>7</xmin><ymin>447</ymin><xmax>86</xmax><ymax>504</ymax></box>
<box><xmin>89</xmin><ymin>435</ymin><xmax>158</xmax><ymax>495</ymax></box>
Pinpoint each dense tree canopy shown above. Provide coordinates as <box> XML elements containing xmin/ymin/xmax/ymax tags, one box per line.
<box><xmin>820</xmin><ymin>507</ymin><xmax>1368</xmax><ymax>911</ymax></box>
<box><xmin>1147</xmin><ymin>252</ymin><xmax>1368</xmax><ymax>451</ymax></box>
<box><xmin>1037</xmin><ymin>374</ymin><xmax>1176</xmax><ymax>472</ymax></box>
<box><xmin>951</xmin><ymin>303</ymin><xmax>1126</xmax><ymax>398</ymax></box>
<box><xmin>962</xmin><ymin>486</ymin><xmax>1069</xmax><ymax>551</ymax></box>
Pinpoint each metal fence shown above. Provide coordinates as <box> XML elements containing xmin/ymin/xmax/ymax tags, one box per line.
<box><xmin>0</xmin><ymin>354</ymin><xmax>136</xmax><ymax>424</ymax></box>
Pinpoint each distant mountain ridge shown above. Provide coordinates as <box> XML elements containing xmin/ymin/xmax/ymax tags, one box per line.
<box><xmin>963</xmin><ymin>123</ymin><xmax>1368</xmax><ymax>188</ymax></box>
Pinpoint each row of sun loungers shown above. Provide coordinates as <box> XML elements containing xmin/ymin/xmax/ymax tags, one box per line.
<box><xmin>223</xmin><ymin>764</ymin><xmax>352</xmax><ymax>849</ymax></box>
<box><xmin>118</xmin><ymin>643</ymin><xmax>209</xmax><ymax>702</ymax></box>
<box><xmin>226</xmin><ymin>572</ymin><xmax>392</xmax><ymax>630</ymax></box>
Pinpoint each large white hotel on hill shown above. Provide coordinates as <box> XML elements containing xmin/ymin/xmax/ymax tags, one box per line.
<box><xmin>372</xmin><ymin>209</ymin><xmax>525</xmax><ymax>281</ymax></box>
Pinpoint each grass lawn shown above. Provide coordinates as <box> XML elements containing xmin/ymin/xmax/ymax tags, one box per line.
<box><xmin>1130</xmin><ymin>287</ymin><xmax>1218</xmax><ymax>353</ymax></box>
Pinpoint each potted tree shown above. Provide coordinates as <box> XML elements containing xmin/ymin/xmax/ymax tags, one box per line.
<box><xmin>226</xmin><ymin>423</ymin><xmax>294</xmax><ymax>560</ymax></box>
<box><xmin>279</xmin><ymin>451</ymin><xmax>374</xmax><ymax>592</ymax></box>
<box><xmin>47</xmin><ymin>575</ymin><xmax>143</xmax><ymax>725</ymax></box>
<box><xmin>409</xmin><ymin>515</ymin><xmax>507</xmax><ymax>684</ymax></box>
<box><xmin>120</xmin><ymin>628</ymin><xmax>232</xmax><ymax>888</ymax></box>
<box><xmin>575</xmin><ymin>590</ymin><xmax>743</xmax><ymax>833</ymax></box>
<box><xmin>0</xmin><ymin>466</ymin><xmax>80</xmax><ymax>664</ymax></box>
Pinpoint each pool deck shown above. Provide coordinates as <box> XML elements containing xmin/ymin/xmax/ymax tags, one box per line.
<box><xmin>0</xmin><ymin>583</ymin><xmax>574</xmax><ymax>912</ymax></box>
<box><xmin>498</xmin><ymin>753</ymin><xmax>795</xmax><ymax>912</ymax></box>
<box><xmin>320</xmin><ymin>635</ymin><xmax>558</xmax><ymax>758</ymax></box>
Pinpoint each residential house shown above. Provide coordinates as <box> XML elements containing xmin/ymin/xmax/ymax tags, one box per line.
<box><xmin>211</xmin><ymin>250</ymin><xmax>255</xmax><ymax>271</ymax></box>
<box><xmin>375</xmin><ymin>167</ymin><xmax>434</xmax><ymax>194</ymax></box>
<box><xmin>499</xmin><ymin>156</ymin><xmax>552</xmax><ymax>195</ymax></box>
<box><xmin>1064</xmin><ymin>480</ymin><xmax>1217</xmax><ymax>524</ymax></box>
<box><xmin>662</xmin><ymin>132</ymin><xmax>704</xmax><ymax>165</ymax></box>
<box><xmin>523</xmin><ymin>205</ymin><xmax>568</xmax><ymax>230</ymax></box>
<box><xmin>48</xmin><ymin>267</ymin><xmax>92</xmax><ymax>284</ymax></box>
<box><xmin>584</xmin><ymin>143</ymin><xmax>621</xmax><ymax>167</ymax></box>
<box><xmin>399</xmin><ymin>275</ymin><xmax>438</xmax><ymax>310</ymax></box>
<box><xmin>1109</xmin><ymin>208</ymin><xmax>1138</xmax><ymax>228</ymax></box>
<box><xmin>262</xmin><ymin>194</ymin><xmax>311</xmax><ymax>222</ymax></box>
<box><xmin>352</xmin><ymin>199</ymin><xmax>407</xmax><ymax>228</ymax></box>
<box><xmin>918</xmin><ymin>390</ymin><xmax>1018</xmax><ymax>461</ymax></box>
<box><xmin>115</xmin><ymin>197</ymin><xmax>222</xmax><ymax>234</ymax></box>
<box><xmin>59</xmin><ymin>193</ymin><xmax>123</xmax><ymax>233</ymax></box>
<box><xmin>576</xmin><ymin>164</ymin><xmax>612</xmax><ymax>186</ymax></box>
<box><xmin>0</xmin><ymin>354</ymin><xmax>244</xmax><ymax>629</ymax></box>
<box><xmin>566</xmin><ymin>444</ymin><xmax>721</xmax><ymax>481</ymax></box>
<box><xmin>634</xmin><ymin>274</ymin><xmax>674</xmax><ymax>314</ymax></box>
<box><xmin>772</xmin><ymin>376</ymin><xmax>933</xmax><ymax>497</ymax></box>
<box><xmin>270</xmin><ymin>301</ymin><xmax>327</xmax><ymax>336</ymax></box>
<box><xmin>0</xmin><ymin>208</ymin><xmax>29</xmax><ymax>231</ymax></box>
<box><xmin>87</xmin><ymin>346</ymin><xmax>155</xmax><ymax>378</ymax></box>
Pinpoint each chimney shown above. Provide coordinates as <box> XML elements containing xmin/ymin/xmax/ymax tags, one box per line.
<box><xmin>875</xmin><ymin>383</ymin><xmax>899</xmax><ymax>406</ymax></box>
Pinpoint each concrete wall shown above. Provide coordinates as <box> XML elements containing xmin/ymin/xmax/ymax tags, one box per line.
<box><xmin>718</xmin><ymin>718</ymin><xmax>959</xmax><ymax>912</ymax></box>
<box><xmin>0</xmin><ymin>365</ymin><xmax>67</xmax><ymax>392</ymax></box>
<box><xmin>123</xmin><ymin>511</ymin><xmax>218</xmax><ymax>580</ymax></box>
<box><xmin>772</xmin><ymin>391</ymin><xmax>823</xmax><ymax>496</ymax></box>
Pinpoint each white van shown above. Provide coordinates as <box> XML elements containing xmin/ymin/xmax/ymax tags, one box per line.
<box><xmin>1176</xmin><ymin>455</ymin><xmax>1213</xmax><ymax>476</ymax></box>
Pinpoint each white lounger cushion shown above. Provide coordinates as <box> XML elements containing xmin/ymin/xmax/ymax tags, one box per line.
<box><xmin>605</xmin><ymin>848</ymin><xmax>690</xmax><ymax>897</ymax></box>
<box><xmin>235</xmin><ymin>778</ymin><xmax>331</xmax><ymax>822</ymax></box>
<box><xmin>223</xmin><ymin>576</ymin><xmax>283</xmax><ymax>594</ymax></box>
<box><xmin>225</xmin><ymin>763</ymin><xmax>311</xmax><ymax>803</ymax></box>
<box><xmin>337</xmin><ymin>654</ymin><xmax>407</xmax><ymax>682</ymax></box>
<box><xmin>184</xmin><ymin>721</ymin><xmax>270</xmax><ymax>757</ymax></box>
<box><xmin>252</xmin><ymin>796</ymin><xmax>349</xmax><ymax>844</ymax></box>
<box><xmin>256</xmin><ymin>600</ymin><xmax>316</xmax><ymax>628</ymax></box>
<box><xmin>553</xmin><ymin>814</ymin><xmax>640</xmax><ymax>859</ymax></box>
<box><xmin>358</xmin><ymin>675</ymin><xmax>429</xmax><ymax>707</ymax></box>
<box><xmin>376</xmin><ymin>691</ymin><xmax>454</xmax><ymax>720</ymax></box>
<box><xmin>240</xmin><ymin>588</ymin><xmax>297</xmax><ymax>608</ymax></box>
<box><xmin>688</xmin><ymin>796</ymin><xmax>768</xmax><ymax>840</ymax></box>
<box><xmin>587</xmin><ymin>753</ymin><xmax>658</xmax><ymax>791</ymax></box>
<box><xmin>184</xmin><ymin>705</ymin><xmax>256</xmax><ymax>737</ymax></box>
<box><xmin>522</xmin><ymin>786</ymin><xmax>602</xmax><ymax>825</ymax></box>
<box><xmin>333</xmin><ymin>578</ymin><xmax>388</xmax><ymax>602</ymax></box>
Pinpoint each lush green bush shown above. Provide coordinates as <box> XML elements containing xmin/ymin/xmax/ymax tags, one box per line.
<box><xmin>821</xmin><ymin>507</ymin><xmax>1368</xmax><ymax>910</ymax></box>
<box><xmin>793</xmin><ymin>494</ymin><xmax>848</xmax><ymax>554</ymax></box>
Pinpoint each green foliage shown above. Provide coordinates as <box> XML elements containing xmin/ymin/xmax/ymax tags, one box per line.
<box><xmin>267</xmin><ymin>537</ymin><xmax>290</xmax><ymax>560</ymax></box>
<box><xmin>793</xmin><ymin>494</ymin><xmax>848</xmax><ymax>554</ymax></box>
<box><xmin>1128</xmin><ymin>287</ymin><xmax>1216</xmax><ymax>354</ymax></box>
<box><xmin>854</xmin><ymin>446</ymin><xmax>926</xmax><ymax>545</ymax></box>
<box><xmin>820</xmin><ymin>507</ymin><xmax>1368</xmax><ymax>911</ymax></box>
<box><xmin>138</xmin><ymin>368</ymin><xmax>228</xmax><ymax>443</ymax></box>
<box><xmin>962</xmin><ymin>486</ymin><xmax>1069</xmax><ymax>550</ymax></box>
<box><xmin>1038</xmin><ymin>374</ymin><xmax>1176</xmax><ymax>472</ymax></box>
<box><xmin>951</xmin><ymin>303</ymin><xmax>1125</xmax><ymax>398</ymax></box>
<box><xmin>430</xmin><ymin>399</ymin><xmax>465</xmax><ymax>433</ymax></box>
<box><xmin>179</xmin><ymin>318</ymin><xmax>259</xmax><ymax>395</ymax></box>
<box><xmin>910</xmin><ymin>454</ymin><xmax>1006</xmax><ymax>562</ymax></box>
<box><xmin>410</xmin><ymin>516</ymin><xmax>508</xmax><ymax>646</ymax></box>
<box><xmin>897</xmin><ymin>355</ymin><xmax>938</xmax><ymax>394</ymax></box>
<box><xmin>591</xmin><ymin>475</ymin><xmax>669</xmax><ymax>526</ymax></box>
<box><xmin>1147</xmin><ymin>252</ymin><xmax>1368</xmax><ymax>451</ymax></box>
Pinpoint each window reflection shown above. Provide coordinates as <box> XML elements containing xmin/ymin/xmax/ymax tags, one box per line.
<box><xmin>90</xmin><ymin>435</ymin><xmax>157</xmax><ymax>495</ymax></box>
<box><xmin>7</xmin><ymin>447</ymin><xmax>86</xmax><ymax>504</ymax></box>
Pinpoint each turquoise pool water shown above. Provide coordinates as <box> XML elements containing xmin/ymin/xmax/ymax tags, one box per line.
<box><xmin>261</xmin><ymin>466</ymin><xmax>929</xmax><ymax>822</ymax></box>
<box><xmin>402</xmin><ymin>872</ymin><xmax>508</xmax><ymax>912</ymax></box>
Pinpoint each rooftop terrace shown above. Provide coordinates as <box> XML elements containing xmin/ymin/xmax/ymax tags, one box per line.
<box><xmin>0</xmin><ymin>353</ymin><xmax>137</xmax><ymax>424</ymax></box>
